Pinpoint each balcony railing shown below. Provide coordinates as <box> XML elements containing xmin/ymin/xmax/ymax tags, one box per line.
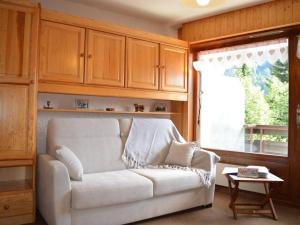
<box><xmin>244</xmin><ymin>124</ymin><xmax>288</xmax><ymax>156</ymax></box>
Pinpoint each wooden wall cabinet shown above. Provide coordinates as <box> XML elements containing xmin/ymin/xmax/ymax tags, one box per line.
<box><xmin>39</xmin><ymin>21</ymin><xmax>85</xmax><ymax>83</ymax></box>
<box><xmin>127</xmin><ymin>38</ymin><xmax>159</xmax><ymax>90</ymax></box>
<box><xmin>85</xmin><ymin>30</ymin><xmax>125</xmax><ymax>87</ymax></box>
<box><xmin>38</xmin><ymin>13</ymin><xmax>189</xmax><ymax>97</ymax></box>
<box><xmin>127</xmin><ymin>38</ymin><xmax>187</xmax><ymax>92</ymax></box>
<box><xmin>0</xmin><ymin>2</ymin><xmax>34</xmax><ymax>83</ymax></box>
<box><xmin>160</xmin><ymin>45</ymin><xmax>187</xmax><ymax>92</ymax></box>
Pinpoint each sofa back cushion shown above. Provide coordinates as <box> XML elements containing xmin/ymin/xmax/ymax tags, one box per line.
<box><xmin>47</xmin><ymin>118</ymin><xmax>126</xmax><ymax>173</ymax></box>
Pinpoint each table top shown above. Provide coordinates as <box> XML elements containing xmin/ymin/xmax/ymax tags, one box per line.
<box><xmin>228</xmin><ymin>173</ymin><xmax>284</xmax><ymax>183</ymax></box>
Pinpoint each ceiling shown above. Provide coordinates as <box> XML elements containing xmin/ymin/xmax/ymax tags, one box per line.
<box><xmin>67</xmin><ymin>0</ymin><xmax>272</xmax><ymax>27</ymax></box>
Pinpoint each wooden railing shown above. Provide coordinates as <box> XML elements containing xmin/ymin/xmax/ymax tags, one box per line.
<box><xmin>244</xmin><ymin>124</ymin><xmax>288</xmax><ymax>155</ymax></box>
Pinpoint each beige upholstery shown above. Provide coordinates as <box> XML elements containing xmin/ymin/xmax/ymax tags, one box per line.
<box><xmin>38</xmin><ymin>118</ymin><xmax>218</xmax><ymax>225</ymax></box>
<box><xmin>132</xmin><ymin>168</ymin><xmax>203</xmax><ymax>196</ymax></box>
<box><xmin>71</xmin><ymin>170</ymin><xmax>153</xmax><ymax>209</ymax></box>
<box><xmin>71</xmin><ymin>188</ymin><xmax>212</xmax><ymax>225</ymax></box>
<box><xmin>38</xmin><ymin>154</ymin><xmax>71</xmax><ymax>225</ymax></box>
<box><xmin>47</xmin><ymin>119</ymin><xmax>126</xmax><ymax>173</ymax></box>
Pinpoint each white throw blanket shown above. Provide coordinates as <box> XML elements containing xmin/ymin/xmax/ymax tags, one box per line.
<box><xmin>122</xmin><ymin>118</ymin><xmax>213</xmax><ymax>187</ymax></box>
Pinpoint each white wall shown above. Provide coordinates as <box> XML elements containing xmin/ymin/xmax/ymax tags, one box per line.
<box><xmin>37</xmin><ymin>0</ymin><xmax>177</xmax><ymax>37</ymax></box>
<box><xmin>37</xmin><ymin>93</ymin><xmax>171</xmax><ymax>154</ymax></box>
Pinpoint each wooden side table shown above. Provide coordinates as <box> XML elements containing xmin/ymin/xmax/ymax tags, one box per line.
<box><xmin>224</xmin><ymin>173</ymin><xmax>283</xmax><ymax>220</ymax></box>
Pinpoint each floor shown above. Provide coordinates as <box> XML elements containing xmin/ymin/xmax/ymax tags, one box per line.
<box><xmin>32</xmin><ymin>187</ymin><xmax>300</xmax><ymax>225</ymax></box>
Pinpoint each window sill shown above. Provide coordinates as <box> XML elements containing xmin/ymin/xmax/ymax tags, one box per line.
<box><xmin>202</xmin><ymin>148</ymin><xmax>288</xmax><ymax>165</ymax></box>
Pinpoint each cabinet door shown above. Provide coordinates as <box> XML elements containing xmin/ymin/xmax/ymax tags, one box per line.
<box><xmin>39</xmin><ymin>21</ymin><xmax>85</xmax><ymax>83</ymax></box>
<box><xmin>127</xmin><ymin>38</ymin><xmax>159</xmax><ymax>90</ymax></box>
<box><xmin>0</xmin><ymin>4</ymin><xmax>33</xmax><ymax>83</ymax></box>
<box><xmin>160</xmin><ymin>45</ymin><xmax>187</xmax><ymax>92</ymax></box>
<box><xmin>85</xmin><ymin>30</ymin><xmax>125</xmax><ymax>87</ymax></box>
<box><xmin>0</xmin><ymin>84</ymin><xmax>32</xmax><ymax>159</ymax></box>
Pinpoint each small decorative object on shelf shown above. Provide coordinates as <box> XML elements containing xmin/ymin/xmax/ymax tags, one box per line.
<box><xmin>43</xmin><ymin>100</ymin><xmax>53</xmax><ymax>109</ymax></box>
<box><xmin>154</xmin><ymin>103</ymin><xmax>166</xmax><ymax>112</ymax></box>
<box><xmin>134</xmin><ymin>104</ymin><xmax>144</xmax><ymax>112</ymax></box>
<box><xmin>75</xmin><ymin>99</ymin><xmax>89</xmax><ymax>109</ymax></box>
<box><xmin>106</xmin><ymin>107</ymin><xmax>115</xmax><ymax>111</ymax></box>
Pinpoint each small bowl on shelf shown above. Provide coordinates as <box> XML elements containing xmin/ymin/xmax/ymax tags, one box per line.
<box><xmin>105</xmin><ymin>108</ymin><xmax>115</xmax><ymax>112</ymax></box>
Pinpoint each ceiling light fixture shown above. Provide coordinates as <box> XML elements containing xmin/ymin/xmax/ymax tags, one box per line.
<box><xmin>196</xmin><ymin>0</ymin><xmax>210</xmax><ymax>6</ymax></box>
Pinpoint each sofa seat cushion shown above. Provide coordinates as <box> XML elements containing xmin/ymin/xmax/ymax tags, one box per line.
<box><xmin>132</xmin><ymin>169</ymin><xmax>203</xmax><ymax>196</ymax></box>
<box><xmin>71</xmin><ymin>170</ymin><xmax>153</xmax><ymax>209</ymax></box>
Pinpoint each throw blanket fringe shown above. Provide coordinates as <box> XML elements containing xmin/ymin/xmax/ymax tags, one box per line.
<box><xmin>149</xmin><ymin>165</ymin><xmax>212</xmax><ymax>188</ymax></box>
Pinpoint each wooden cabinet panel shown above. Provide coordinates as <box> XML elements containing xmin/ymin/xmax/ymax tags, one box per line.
<box><xmin>127</xmin><ymin>38</ymin><xmax>159</xmax><ymax>90</ymax></box>
<box><xmin>0</xmin><ymin>84</ymin><xmax>31</xmax><ymax>159</ymax></box>
<box><xmin>160</xmin><ymin>45</ymin><xmax>187</xmax><ymax>92</ymax></box>
<box><xmin>85</xmin><ymin>30</ymin><xmax>125</xmax><ymax>87</ymax></box>
<box><xmin>39</xmin><ymin>21</ymin><xmax>85</xmax><ymax>83</ymax></box>
<box><xmin>0</xmin><ymin>4</ymin><xmax>33</xmax><ymax>83</ymax></box>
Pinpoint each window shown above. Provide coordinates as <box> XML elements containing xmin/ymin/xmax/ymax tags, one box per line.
<box><xmin>195</xmin><ymin>38</ymin><xmax>289</xmax><ymax>156</ymax></box>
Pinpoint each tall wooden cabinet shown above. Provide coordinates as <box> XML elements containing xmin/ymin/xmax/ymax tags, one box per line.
<box><xmin>0</xmin><ymin>1</ymin><xmax>39</xmax><ymax>225</ymax></box>
<box><xmin>0</xmin><ymin>85</ymin><xmax>31</xmax><ymax>159</ymax></box>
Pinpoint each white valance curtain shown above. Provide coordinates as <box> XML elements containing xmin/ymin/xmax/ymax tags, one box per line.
<box><xmin>197</xmin><ymin>38</ymin><xmax>288</xmax><ymax>69</ymax></box>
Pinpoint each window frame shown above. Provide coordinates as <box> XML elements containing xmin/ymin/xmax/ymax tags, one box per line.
<box><xmin>189</xmin><ymin>26</ymin><xmax>299</xmax><ymax>165</ymax></box>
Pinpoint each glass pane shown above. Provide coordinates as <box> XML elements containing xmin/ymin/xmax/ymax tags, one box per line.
<box><xmin>197</xmin><ymin>38</ymin><xmax>289</xmax><ymax>156</ymax></box>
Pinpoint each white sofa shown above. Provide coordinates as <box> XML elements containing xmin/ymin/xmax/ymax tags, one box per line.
<box><xmin>38</xmin><ymin>118</ymin><xmax>219</xmax><ymax>225</ymax></box>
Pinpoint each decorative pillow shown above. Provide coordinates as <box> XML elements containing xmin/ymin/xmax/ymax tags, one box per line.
<box><xmin>165</xmin><ymin>140</ymin><xmax>196</xmax><ymax>167</ymax></box>
<box><xmin>56</xmin><ymin>145</ymin><xmax>83</xmax><ymax>181</ymax></box>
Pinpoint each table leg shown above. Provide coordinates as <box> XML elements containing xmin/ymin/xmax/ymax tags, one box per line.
<box><xmin>227</xmin><ymin>176</ymin><xmax>233</xmax><ymax>208</ymax></box>
<box><xmin>228</xmin><ymin>180</ymin><xmax>239</xmax><ymax>219</ymax></box>
<box><xmin>263</xmin><ymin>183</ymin><xmax>278</xmax><ymax>220</ymax></box>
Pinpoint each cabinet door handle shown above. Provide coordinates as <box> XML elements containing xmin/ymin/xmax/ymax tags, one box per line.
<box><xmin>160</xmin><ymin>65</ymin><xmax>165</xmax><ymax>69</ymax></box>
<box><xmin>3</xmin><ymin>204</ymin><xmax>9</xmax><ymax>210</ymax></box>
<box><xmin>80</xmin><ymin>53</ymin><xmax>85</xmax><ymax>57</ymax></box>
<box><xmin>88</xmin><ymin>54</ymin><xmax>92</xmax><ymax>59</ymax></box>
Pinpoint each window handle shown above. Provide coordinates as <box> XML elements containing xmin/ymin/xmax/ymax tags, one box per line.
<box><xmin>297</xmin><ymin>104</ymin><xmax>300</xmax><ymax>128</ymax></box>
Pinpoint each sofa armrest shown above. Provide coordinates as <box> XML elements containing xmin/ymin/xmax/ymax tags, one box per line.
<box><xmin>191</xmin><ymin>149</ymin><xmax>220</xmax><ymax>177</ymax></box>
<box><xmin>37</xmin><ymin>154</ymin><xmax>72</xmax><ymax>225</ymax></box>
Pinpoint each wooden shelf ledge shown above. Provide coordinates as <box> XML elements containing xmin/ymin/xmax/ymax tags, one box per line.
<box><xmin>0</xmin><ymin>160</ymin><xmax>33</xmax><ymax>168</ymax></box>
<box><xmin>38</xmin><ymin>108</ymin><xmax>180</xmax><ymax>116</ymax></box>
<box><xmin>0</xmin><ymin>180</ymin><xmax>32</xmax><ymax>193</ymax></box>
<box><xmin>38</xmin><ymin>82</ymin><xmax>188</xmax><ymax>101</ymax></box>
